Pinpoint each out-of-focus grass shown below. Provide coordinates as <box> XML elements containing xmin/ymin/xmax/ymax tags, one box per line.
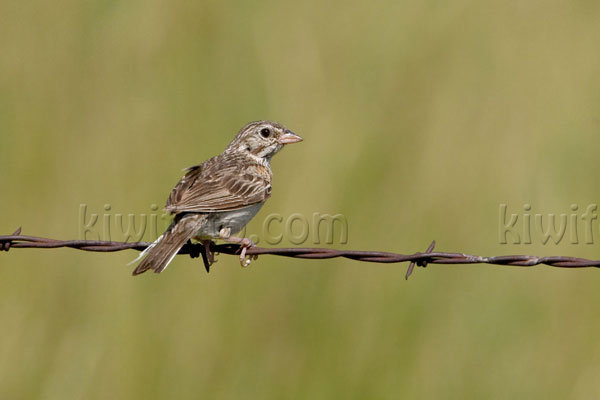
<box><xmin>1</xmin><ymin>1</ymin><xmax>600</xmax><ymax>398</ymax></box>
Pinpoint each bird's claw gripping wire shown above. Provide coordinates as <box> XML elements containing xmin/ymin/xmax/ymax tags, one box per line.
<box><xmin>237</xmin><ymin>238</ymin><xmax>258</xmax><ymax>267</ymax></box>
<box><xmin>217</xmin><ymin>228</ymin><xmax>257</xmax><ymax>267</ymax></box>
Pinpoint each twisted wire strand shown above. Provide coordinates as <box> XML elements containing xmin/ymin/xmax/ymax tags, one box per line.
<box><xmin>1</xmin><ymin>228</ymin><xmax>599</xmax><ymax>279</ymax></box>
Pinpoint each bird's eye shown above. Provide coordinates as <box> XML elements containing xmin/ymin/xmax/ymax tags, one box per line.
<box><xmin>260</xmin><ymin>128</ymin><xmax>271</xmax><ymax>138</ymax></box>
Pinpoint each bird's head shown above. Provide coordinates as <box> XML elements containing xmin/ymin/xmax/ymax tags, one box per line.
<box><xmin>227</xmin><ymin>120</ymin><xmax>302</xmax><ymax>161</ymax></box>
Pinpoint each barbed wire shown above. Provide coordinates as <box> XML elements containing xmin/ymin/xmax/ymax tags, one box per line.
<box><xmin>1</xmin><ymin>228</ymin><xmax>599</xmax><ymax>279</ymax></box>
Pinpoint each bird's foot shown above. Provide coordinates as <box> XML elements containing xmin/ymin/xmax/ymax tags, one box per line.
<box><xmin>218</xmin><ymin>228</ymin><xmax>258</xmax><ymax>267</ymax></box>
<box><xmin>192</xmin><ymin>236</ymin><xmax>217</xmax><ymax>272</ymax></box>
<box><xmin>236</xmin><ymin>237</ymin><xmax>258</xmax><ymax>267</ymax></box>
<box><xmin>201</xmin><ymin>240</ymin><xmax>216</xmax><ymax>265</ymax></box>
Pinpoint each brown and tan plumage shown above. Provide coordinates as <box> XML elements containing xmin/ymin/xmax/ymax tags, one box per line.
<box><xmin>130</xmin><ymin>120</ymin><xmax>302</xmax><ymax>275</ymax></box>
<box><xmin>165</xmin><ymin>153</ymin><xmax>272</xmax><ymax>213</ymax></box>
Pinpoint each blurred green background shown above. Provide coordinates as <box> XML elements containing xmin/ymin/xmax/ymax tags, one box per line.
<box><xmin>1</xmin><ymin>0</ymin><xmax>600</xmax><ymax>398</ymax></box>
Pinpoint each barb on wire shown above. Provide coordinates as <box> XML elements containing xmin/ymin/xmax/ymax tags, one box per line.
<box><xmin>1</xmin><ymin>228</ymin><xmax>600</xmax><ymax>278</ymax></box>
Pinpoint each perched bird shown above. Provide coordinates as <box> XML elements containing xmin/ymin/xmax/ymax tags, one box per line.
<box><xmin>130</xmin><ymin>120</ymin><xmax>302</xmax><ymax>275</ymax></box>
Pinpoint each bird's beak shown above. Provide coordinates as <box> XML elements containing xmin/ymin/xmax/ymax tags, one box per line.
<box><xmin>279</xmin><ymin>131</ymin><xmax>303</xmax><ymax>144</ymax></box>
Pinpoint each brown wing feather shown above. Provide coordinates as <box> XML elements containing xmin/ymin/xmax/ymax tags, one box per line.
<box><xmin>165</xmin><ymin>153</ymin><xmax>272</xmax><ymax>214</ymax></box>
<box><xmin>166</xmin><ymin>164</ymin><xmax>202</xmax><ymax>208</ymax></box>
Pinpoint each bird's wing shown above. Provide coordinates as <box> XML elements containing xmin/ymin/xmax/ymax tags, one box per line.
<box><xmin>165</xmin><ymin>158</ymin><xmax>271</xmax><ymax>213</ymax></box>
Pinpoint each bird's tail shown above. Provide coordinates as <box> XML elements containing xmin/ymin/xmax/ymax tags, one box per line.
<box><xmin>130</xmin><ymin>213</ymin><xmax>207</xmax><ymax>275</ymax></box>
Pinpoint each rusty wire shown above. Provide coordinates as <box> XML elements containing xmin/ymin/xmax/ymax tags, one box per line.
<box><xmin>1</xmin><ymin>228</ymin><xmax>600</xmax><ymax>279</ymax></box>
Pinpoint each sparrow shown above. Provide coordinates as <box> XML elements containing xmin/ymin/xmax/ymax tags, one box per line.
<box><xmin>130</xmin><ymin>120</ymin><xmax>302</xmax><ymax>275</ymax></box>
